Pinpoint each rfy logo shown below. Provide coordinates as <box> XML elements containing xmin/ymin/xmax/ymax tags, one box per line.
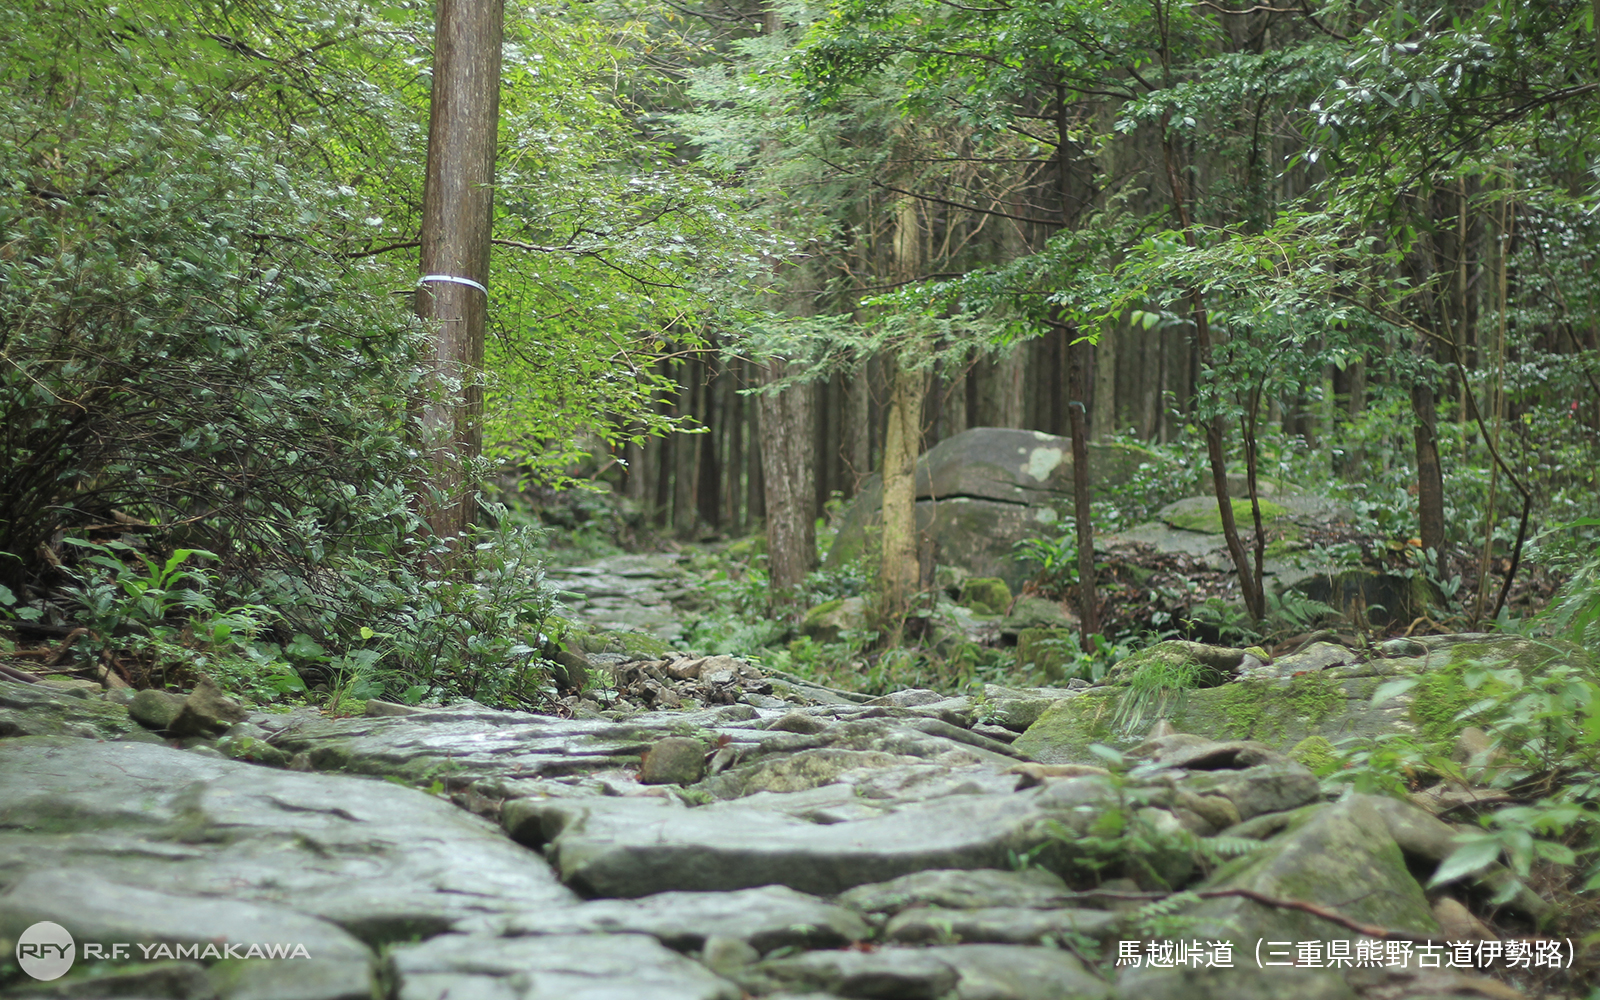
<box><xmin>16</xmin><ymin>921</ymin><xmax>75</xmax><ymax>981</ymax></box>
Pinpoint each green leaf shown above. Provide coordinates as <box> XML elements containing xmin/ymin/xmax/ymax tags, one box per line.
<box><xmin>1428</xmin><ymin>837</ymin><xmax>1501</xmax><ymax>887</ymax></box>
<box><xmin>1369</xmin><ymin>676</ymin><xmax>1419</xmax><ymax>706</ymax></box>
<box><xmin>1088</xmin><ymin>743</ymin><xmax>1126</xmax><ymax>768</ymax></box>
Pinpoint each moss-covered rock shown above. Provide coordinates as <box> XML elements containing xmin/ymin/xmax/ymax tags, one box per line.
<box><xmin>1118</xmin><ymin>795</ymin><xmax>1440</xmax><ymax>1000</ymax></box>
<box><xmin>824</xmin><ymin>428</ymin><xmax>1155</xmax><ymax>587</ymax></box>
<box><xmin>1013</xmin><ymin>633</ymin><xmax>1594</xmax><ymax>765</ymax></box>
<box><xmin>801</xmin><ymin>597</ymin><xmax>868</xmax><ymax>644</ymax></box>
<box><xmin>1015</xmin><ymin>628</ymin><xmax>1075</xmax><ymax>680</ymax></box>
<box><xmin>958</xmin><ymin>577</ymin><xmax>1012</xmax><ymax>615</ymax></box>
<box><xmin>1159</xmin><ymin>496</ymin><xmax>1290</xmax><ymax>534</ymax></box>
<box><xmin>1288</xmin><ymin>735</ymin><xmax>1338</xmax><ymax>772</ymax></box>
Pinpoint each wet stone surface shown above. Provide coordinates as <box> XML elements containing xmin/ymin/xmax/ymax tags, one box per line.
<box><xmin>0</xmin><ymin>621</ymin><xmax>1558</xmax><ymax>1000</ymax></box>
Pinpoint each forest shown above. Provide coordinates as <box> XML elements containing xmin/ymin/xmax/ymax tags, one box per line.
<box><xmin>3</xmin><ymin>0</ymin><xmax>1600</xmax><ymax>990</ymax></box>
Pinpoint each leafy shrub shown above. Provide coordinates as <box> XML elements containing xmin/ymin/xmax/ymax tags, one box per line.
<box><xmin>1</xmin><ymin>49</ymin><xmax>427</xmax><ymax>593</ymax></box>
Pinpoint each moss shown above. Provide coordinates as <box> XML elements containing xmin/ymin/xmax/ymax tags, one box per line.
<box><xmin>1105</xmin><ymin>640</ymin><xmax>1207</xmax><ymax>685</ymax></box>
<box><xmin>803</xmin><ymin>598</ymin><xmax>846</xmax><ymax>628</ymax></box>
<box><xmin>1217</xmin><ymin>681</ymin><xmax>1270</xmax><ymax>740</ymax></box>
<box><xmin>1012</xmin><ymin>689</ymin><xmax>1122</xmax><ymax>763</ymax></box>
<box><xmin>1290</xmin><ymin>735</ymin><xmax>1338</xmax><ymax>772</ymax></box>
<box><xmin>1016</xmin><ymin>628</ymin><xmax>1074</xmax><ymax>680</ymax></box>
<box><xmin>958</xmin><ymin>577</ymin><xmax>1012</xmax><ymax>615</ymax></box>
<box><xmin>1209</xmin><ymin>672</ymin><xmax>1343</xmax><ymax>743</ymax></box>
<box><xmin>608</xmin><ymin>631</ymin><xmax>670</xmax><ymax>659</ymax></box>
<box><xmin>1407</xmin><ymin>664</ymin><xmax>1477</xmax><ymax>753</ymax></box>
<box><xmin>1165</xmin><ymin>497</ymin><xmax>1289</xmax><ymax>534</ymax></box>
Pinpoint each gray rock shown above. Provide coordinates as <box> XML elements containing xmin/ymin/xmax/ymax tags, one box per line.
<box><xmin>0</xmin><ymin>870</ymin><xmax>374</xmax><ymax>999</ymax></box>
<box><xmin>0</xmin><ymin>738</ymin><xmax>575</xmax><ymax>947</ymax></box>
<box><xmin>865</xmin><ymin>688</ymin><xmax>946</xmax><ymax>707</ymax></box>
<box><xmin>920</xmin><ymin>944</ymin><xmax>1111</xmax><ymax>1000</ymax></box>
<box><xmin>0</xmin><ymin>679</ymin><xmax>148</xmax><ymax>741</ymax></box>
<box><xmin>753</xmin><ymin>947</ymin><xmax>960</xmax><ymax>999</ymax></box>
<box><xmin>826</xmin><ymin>429</ymin><xmax>1153</xmax><ymax>588</ymax></box>
<box><xmin>640</xmin><ymin>737</ymin><xmax>707</xmax><ymax>785</ymax></box>
<box><xmin>365</xmin><ymin>699</ymin><xmax>425</xmax><ymax>717</ymax></box>
<box><xmin>507</xmin><ymin>787</ymin><xmax>1060</xmax><ymax>897</ymax></box>
<box><xmin>267</xmin><ymin>705</ymin><xmax>757</xmax><ymax>786</ymax></box>
<box><xmin>493</xmin><ymin>885</ymin><xmax>868</xmax><ymax>953</ymax></box>
<box><xmin>883</xmin><ymin>905</ymin><xmax>1119</xmax><ymax>945</ymax></box>
<box><xmin>801</xmin><ymin>597</ymin><xmax>869</xmax><ymax>644</ymax></box>
<box><xmin>703</xmin><ymin>748</ymin><xmax>924</xmax><ymax>798</ymax></box>
<box><xmin>0</xmin><ymin>960</ymin><xmax>214</xmax><ymax>999</ymax></box>
<box><xmin>389</xmin><ymin>932</ymin><xmax>741</xmax><ymax>1000</ymax></box>
<box><xmin>130</xmin><ymin>688</ymin><xmax>188</xmax><ymax>730</ymax></box>
<box><xmin>765</xmin><ymin>711</ymin><xmax>831</xmax><ymax>735</ymax></box>
<box><xmin>836</xmin><ymin>868</ymin><xmax>1072</xmax><ymax>914</ymax></box>
<box><xmin>1013</xmin><ymin>634</ymin><xmax>1578</xmax><ymax>763</ymax></box>
<box><xmin>752</xmin><ymin>943</ymin><xmax>1110</xmax><ymax>1000</ymax></box>
<box><xmin>701</xmin><ymin>935</ymin><xmax>761</xmax><ymax>975</ymax></box>
<box><xmin>1132</xmin><ymin>735</ymin><xmax>1283</xmax><ymax>770</ymax></box>
<box><xmin>216</xmin><ymin>722</ymin><xmax>289</xmax><ymax>766</ymax></box>
<box><xmin>1117</xmin><ymin>795</ymin><xmax>1439</xmax><ymax>1000</ymax></box>
<box><xmin>168</xmin><ymin>676</ymin><xmax>249</xmax><ymax>738</ymax></box>
<box><xmin>1001</xmin><ymin>596</ymin><xmax>1074</xmax><ymax>632</ymax></box>
<box><xmin>1178</xmin><ymin>761</ymin><xmax>1322</xmax><ymax>821</ymax></box>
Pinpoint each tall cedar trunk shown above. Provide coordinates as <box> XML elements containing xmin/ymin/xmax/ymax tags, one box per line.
<box><xmin>844</xmin><ymin>368</ymin><xmax>872</xmax><ymax>488</ymax></box>
<box><xmin>974</xmin><ymin>349</ymin><xmax>1024</xmax><ymax>426</ymax></box>
<box><xmin>415</xmin><ymin>0</ymin><xmax>502</xmax><ymax>543</ymax></box>
<box><xmin>672</xmin><ymin>365</ymin><xmax>696</xmax><ymax>538</ymax></box>
<box><xmin>698</xmin><ymin>361</ymin><xmax>721</xmax><ymax>531</ymax></box>
<box><xmin>1412</xmin><ymin>375</ymin><xmax>1447</xmax><ymax>574</ymax></box>
<box><xmin>747</xmin><ymin>386</ymin><xmax>764</xmax><ymax>523</ymax></box>
<box><xmin>879</xmin><ymin>195</ymin><xmax>926</xmax><ymax>617</ymax></box>
<box><xmin>880</xmin><ymin>361</ymin><xmax>926</xmax><ymax>615</ymax></box>
<box><xmin>726</xmin><ymin>363</ymin><xmax>744</xmax><ymax>532</ymax></box>
<box><xmin>1066</xmin><ymin>342</ymin><xmax>1097</xmax><ymax>637</ymax></box>
<box><xmin>758</xmin><ymin>358</ymin><xmax>816</xmax><ymax>599</ymax></box>
<box><xmin>1091</xmin><ymin>322</ymin><xmax>1117</xmax><ymax>440</ymax></box>
<box><xmin>624</xmin><ymin>439</ymin><xmax>645</xmax><ymax>501</ymax></box>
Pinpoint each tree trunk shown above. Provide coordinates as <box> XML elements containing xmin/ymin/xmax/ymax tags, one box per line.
<box><xmin>1091</xmin><ymin>322</ymin><xmax>1117</xmax><ymax>441</ymax></box>
<box><xmin>1066</xmin><ymin>341</ymin><xmax>1097</xmax><ymax>638</ymax></box>
<box><xmin>726</xmin><ymin>363</ymin><xmax>744</xmax><ymax>532</ymax></box>
<box><xmin>758</xmin><ymin>359</ymin><xmax>816</xmax><ymax>599</ymax></box>
<box><xmin>844</xmin><ymin>367</ymin><xmax>872</xmax><ymax>490</ymax></box>
<box><xmin>880</xmin><ymin>361</ymin><xmax>926</xmax><ymax>616</ymax></box>
<box><xmin>672</xmin><ymin>365</ymin><xmax>696</xmax><ymax>539</ymax></box>
<box><xmin>1412</xmin><ymin>377</ymin><xmax>1446</xmax><ymax>575</ymax></box>
<box><xmin>415</xmin><ymin>0</ymin><xmax>503</xmax><ymax>544</ymax></box>
<box><xmin>974</xmin><ymin>348</ymin><xmax>1024</xmax><ymax>426</ymax></box>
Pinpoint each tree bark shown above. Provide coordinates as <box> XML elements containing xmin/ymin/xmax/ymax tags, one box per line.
<box><xmin>726</xmin><ymin>362</ymin><xmax>745</xmax><ymax>532</ymax></box>
<box><xmin>1412</xmin><ymin>375</ymin><xmax>1447</xmax><ymax>575</ymax></box>
<box><xmin>974</xmin><ymin>348</ymin><xmax>1024</xmax><ymax>426</ymax></box>
<box><xmin>1066</xmin><ymin>341</ymin><xmax>1097</xmax><ymax>638</ymax></box>
<box><xmin>1092</xmin><ymin>323</ymin><xmax>1117</xmax><ymax>440</ymax></box>
<box><xmin>672</xmin><ymin>364</ymin><xmax>696</xmax><ymax>538</ymax></box>
<box><xmin>880</xmin><ymin>361</ymin><xmax>926</xmax><ymax>616</ymax></box>
<box><xmin>758</xmin><ymin>358</ymin><xmax>816</xmax><ymax>599</ymax></box>
<box><xmin>416</xmin><ymin>0</ymin><xmax>502</xmax><ymax>544</ymax></box>
<box><xmin>844</xmin><ymin>367</ymin><xmax>872</xmax><ymax>490</ymax></box>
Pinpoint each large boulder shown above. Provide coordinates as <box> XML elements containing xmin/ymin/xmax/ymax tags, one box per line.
<box><xmin>826</xmin><ymin>428</ymin><xmax>1157</xmax><ymax>589</ymax></box>
<box><xmin>1099</xmin><ymin>493</ymin><xmax>1444</xmax><ymax>623</ymax></box>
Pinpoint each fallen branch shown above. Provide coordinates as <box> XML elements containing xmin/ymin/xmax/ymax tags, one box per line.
<box><xmin>0</xmin><ymin>662</ymin><xmax>40</xmax><ymax>684</ymax></box>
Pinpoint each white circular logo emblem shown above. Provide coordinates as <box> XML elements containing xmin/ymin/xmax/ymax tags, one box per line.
<box><xmin>16</xmin><ymin>921</ymin><xmax>75</xmax><ymax>980</ymax></box>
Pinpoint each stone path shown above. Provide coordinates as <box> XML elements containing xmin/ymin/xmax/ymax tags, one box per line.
<box><xmin>0</xmin><ymin>636</ymin><xmax>1549</xmax><ymax>1000</ymax></box>
<box><xmin>547</xmin><ymin>552</ymin><xmax>692</xmax><ymax>645</ymax></box>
